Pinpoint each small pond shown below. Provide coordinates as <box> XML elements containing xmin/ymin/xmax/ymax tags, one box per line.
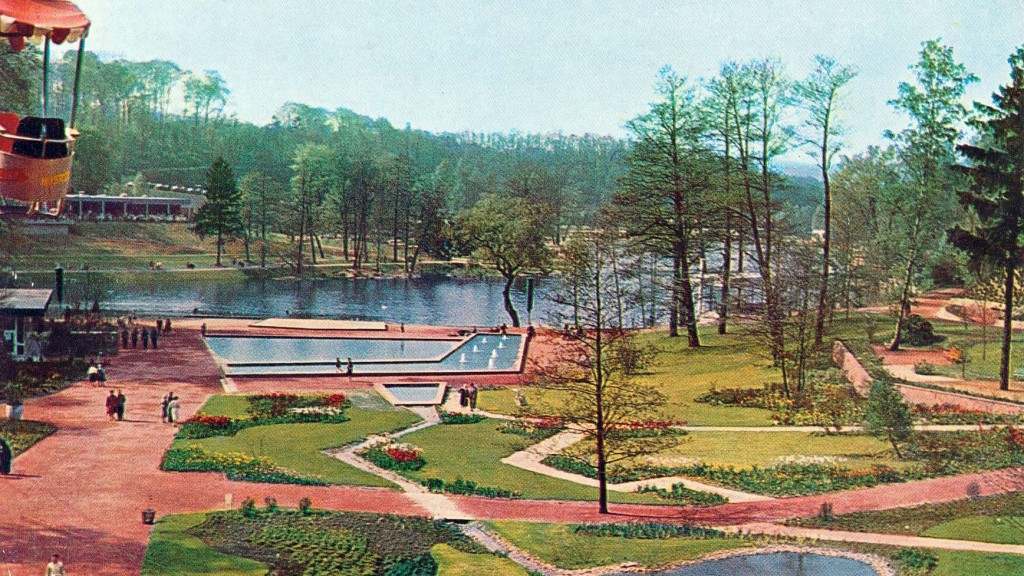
<box><xmin>378</xmin><ymin>383</ymin><xmax>446</xmax><ymax>406</ymax></box>
<box><xmin>607</xmin><ymin>552</ymin><xmax>879</xmax><ymax>576</ymax></box>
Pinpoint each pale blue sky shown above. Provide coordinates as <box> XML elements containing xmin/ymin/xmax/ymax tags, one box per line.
<box><xmin>71</xmin><ymin>1</ymin><xmax>1023</xmax><ymax>154</ymax></box>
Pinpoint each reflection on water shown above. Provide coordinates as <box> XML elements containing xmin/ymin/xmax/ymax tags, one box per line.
<box><xmin>607</xmin><ymin>552</ymin><xmax>878</xmax><ymax>576</ymax></box>
<box><xmin>99</xmin><ymin>275</ymin><xmax>547</xmax><ymax>327</ymax></box>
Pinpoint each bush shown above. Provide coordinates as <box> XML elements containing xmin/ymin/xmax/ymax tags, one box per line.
<box><xmin>264</xmin><ymin>496</ymin><xmax>278</xmax><ymax>513</ymax></box>
<box><xmin>438</xmin><ymin>411</ymin><xmax>486</xmax><ymax>425</ymax></box>
<box><xmin>903</xmin><ymin>314</ymin><xmax>944</xmax><ymax>346</ymax></box>
<box><xmin>298</xmin><ymin>497</ymin><xmax>313</xmax><ymax>514</ymax></box>
<box><xmin>895</xmin><ymin>547</ymin><xmax>938</xmax><ymax>570</ymax></box>
<box><xmin>913</xmin><ymin>362</ymin><xmax>936</xmax><ymax>375</ymax></box>
<box><xmin>571</xmin><ymin>523</ymin><xmax>726</xmax><ymax>539</ymax></box>
<box><xmin>421</xmin><ymin>477</ymin><xmax>521</xmax><ymax>498</ymax></box>
<box><xmin>240</xmin><ymin>497</ymin><xmax>257</xmax><ymax>518</ymax></box>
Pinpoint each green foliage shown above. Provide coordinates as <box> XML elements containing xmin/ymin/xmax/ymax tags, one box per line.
<box><xmin>864</xmin><ymin>381</ymin><xmax>914</xmax><ymax>457</ymax></box>
<box><xmin>634</xmin><ymin>484</ymin><xmax>728</xmax><ymax>506</ymax></box>
<box><xmin>358</xmin><ymin>443</ymin><xmax>426</xmax><ymax>471</ymax></box>
<box><xmin>421</xmin><ymin>477</ymin><xmax>521</xmax><ymax>499</ymax></box>
<box><xmin>438</xmin><ymin>411</ymin><xmax>486</xmax><ymax>425</ymax></box>
<box><xmin>193</xmin><ymin>157</ymin><xmax>243</xmax><ymax>265</ymax></box>
<box><xmin>895</xmin><ymin>547</ymin><xmax>939</xmax><ymax>570</ymax></box>
<box><xmin>161</xmin><ymin>445</ymin><xmax>327</xmax><ymax>485</ymax></box>
<box><xmin>571</xmin><ymin>523</ymin><xmax>726</xmax><ymax>539</ymax></box>
<box><xmin>903</xmin><ymin>314</ymin><xmax>944</xmax><ymax>346</ymax></box>
<box><xmin>913</xmin><ymin>362</ymin><xmax>936</xmax><ymax>375</ymax></box>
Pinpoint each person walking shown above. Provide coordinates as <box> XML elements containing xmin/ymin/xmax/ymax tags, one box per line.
<box><xmin>45</xmin><ymin>554</ymin><xmax>66</xmax><ymax>576</ymax></box>
<box><xmin>201</xmin><ymin>322</ymin><xmax>207</xmax><ymax>337</ymax></box>
<box><xmin>97</xmin><ymin>364</ymin><xmax>106</xmax><ymax>383</ymax></box>
<box><xmin>156</xmin><ymin>318</ymin><xmax>164</xmax><ymax>332</ymax></box>
<box><xmin>116</xmin><ymin>389</ymin><xmax>126</xmax><ymax>421</ymax></box>
<box><xmin>131</xmin><ymin>326</ymin><xmax>139</xmax><ymax>348</ymax></box>
<box><xmin>167</xmin><ymin>394</ymin><xmax>180</xmax><ymax>424</ymax></box>
<box><xmin>0</xmin><ymin>437</ymin><xmax>12</xmax><ymax>475</ymax></box>
<box><xmin>160</xmin><ymin>393</ymin><xmax>170</xmax><ymax>423</ymax></box>
<box><xmin>459</xmin><ymin>385</ymin><xmax>469</xmax><ymax>408</ymax></box>
<box><xmin>121</xmin><ymin>329</ymin><xmax>129</xmax><ymax>349</ymax></box>
<box><xmin>105</xmin><ymin>390</ymin><xmax>119</xmax><ymax>420</ymax></box>
<box><xmin>469</xmin><ymin>383</ymin><xmax>478</xmax><ymax>411</ymax></box>
<box><xmin>141</xmin><ymin>327</ymin><xmax>149</xmax><ymax>350</ymax></box>
<box><xmin>164</xmin><ymin>318</ymin><xmax>172</xmax><ymax>333</ymax></box>
<box><xmin>346</xmin><ymin>358</ymin><xmax>354</xmax><ymax>380</ymax></box>
<box><xmin>150</xmin><ymin>327</ymin><xmax>159</xmax><ymax>350</ymax></box>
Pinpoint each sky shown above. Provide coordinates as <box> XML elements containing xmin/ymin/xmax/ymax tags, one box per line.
<box><xmin>69</xmin><ymin>0</ymin><xmax>1024</xmax><ymax>156</ymax></box>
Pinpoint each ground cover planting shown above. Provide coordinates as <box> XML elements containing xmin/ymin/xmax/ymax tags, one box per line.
<box><xmin>165</xmin><ymin>394</ymin><xmax>421</xmax><ymax>487</ymax></box>
<box><xmin>485</xmin><ymin>521</ymin><xmax>749</xmax><ymax>570</ymax></box>
<box><xmin>142</xmin><ymin>508</ymin><xmax>496</xmax><ymax>576</ymax></box>
<box><xmin>0</xmin><ymin>419</ymin><xmax>57</xmax><ymax>455</ymax></box>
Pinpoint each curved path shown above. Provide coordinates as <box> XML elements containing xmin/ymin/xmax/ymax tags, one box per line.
<box><xmin>3</xmin><ymin>324</ymin><xmax>1024</xmax><ymax>575</ymax></box>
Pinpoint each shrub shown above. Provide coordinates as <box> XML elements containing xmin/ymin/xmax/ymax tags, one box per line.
<box><xmin>438</xmin><ymin>411</ymin><xmax>486</xmax><ymax>425</ymax></box>
<box><xmin>298</xmin><ymin>497</ymin><xmax>313</xmax><ymax>514</ymax></box>
<box><xmin>914</xmin><ymin>362</ymin><xmax>936</xmax><ymax>375</ymax></box>
<box><xmin>571</xmin><ymin>523</ymin><xmax>725</xmax><ymax>539</ymax></box>
<box><xmin>895</xmin><ymin>547</ymin><xmax>938</xmax><ymax>570</ymax></box>
<box><xmin>240</xmin><ymin>497</ymin><xmax>257</xmax><ymax>518</ymax></box>
<box><xmin>421</xmin><ymin>477</ymin><xmax>521</xmax><ymax>499</ymax></box>
<box><xmin>903</xmin><ymin>314</ymin><xmax>944</xmax><ymax>346</ymax></box>
<box><xmin>264</xmin><ymin>496</ymin><xmax>278</xmax><ymax>513</ymax></box>
<box><xmin>634</xmin><ymin>483</ymin><xmax>727</xmax><ymax>506</ymax></box>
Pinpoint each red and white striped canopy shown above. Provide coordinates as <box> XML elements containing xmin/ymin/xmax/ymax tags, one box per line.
<box><xmin>0</xmin><ymin>0</ymin><xmax>90</xmax><ymax>51</ymax></box>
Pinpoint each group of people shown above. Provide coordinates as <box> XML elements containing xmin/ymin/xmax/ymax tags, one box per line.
<box><xmin>161</xmin><ymin>392</ymin><xmax>180</xmax><ymax>424</ymax></box>
<box><xmin>458</xmin><ymin>383</ymin><xmax>479</xmax><ymax>410</ymax></box>
<box><xmin>104</xmin><ymin>389</ymin><xmax>126</xmax><ymax>421</ymax></box>
<box><xmin>119</xmin><ymin>318</ymin><xmax>171</xmax><ymax>350</ymax></box>
<box><xmin>86</xmin><ymin>361</ymin><xmax>106</xmax><ymax>383</ymax></box>
<box><xmin>336</xmin><ymin>357</ymin><xmax>354</xmax><ymax>378</ymax></box>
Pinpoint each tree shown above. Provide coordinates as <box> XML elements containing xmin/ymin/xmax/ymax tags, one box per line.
<box><xmin>454</xmin><ymin>195</ymin><xmax>552</xmax><ymax>327</ymax></box>
<box><xmin>239</xmin><ymin>171</ymin><xmax>284</xmax><ymax>267</ymax></box>
<box><xmin>794</xmin><ymin>56</ymin><xmax>858</xmax><ymax>345</ymax></box>
<box><xmin>863</xmin><ymin>380</ymin><xmax>913</xmax><ymax>458</ymax></box>
<box><xmin>193</xmin><ymin>157</ymin><xmax>243</xmax><ymax>267</ymax></box>
<box><xmin>534</xmin><ymin>227</ymin><xmax>671</xmax><ymax>514</ymax></box>
<box><xmin>949</xmin><ymin>46</ymin><xmax>1024</xmax><ymax>390</ymax></box>
<box><xmin>886</xmin><ymin>39</ymin><xmax>977</xmax><ymax>351</ymax></box>
<box><xmin>0</xmin><ymin>42</ymin><xmax>39</xmax><ymax>116</ymax></box>
<box><xmin>615</xmin><ymin>66</ymin><xmax>710</xmax><ymax>346</ymax></box>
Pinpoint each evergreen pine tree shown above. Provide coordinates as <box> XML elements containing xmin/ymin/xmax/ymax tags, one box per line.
<box><xmin>193</xmin><ymin>156</ymin><xmax>243</xmax><ymax>267</ymax></box>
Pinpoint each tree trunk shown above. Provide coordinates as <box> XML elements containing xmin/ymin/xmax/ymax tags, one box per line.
<box><xmin>1000</xmin><ymin>259</ymin><xmax>1016</xmax><ymax>390</ymax></box>
<box><xmin>814</xmin><ymin>152</ymin><xmax>832</xmax><ymax>346</ymax></box>
<box><xmin>502</xmin><ymin>274</ymin><xmax>521</xmax><ymax>327</ymax></box>
<box><xmin>890</xmin><ymin>213</ymin><xmax>922</xmax><ymax>351</ymax></box>
<box><xmin>719</xmin><ymin>212</ymin><xmax>732</xmax><ymax>335</ymax></box>
<box><xmin>669</xmin><ymin>251</ymin><xmax>680</xmax><ymax>337</ymax></box>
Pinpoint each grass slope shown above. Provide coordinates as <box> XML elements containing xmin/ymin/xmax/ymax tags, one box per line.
<box><xmin>432</xmin><ymin>544</ymin><xmax>531</xmax><ymax>576</ymax></box>
<box><xmin>141</xmin><ymin>513</ymin><xmax>267</xmax><ymax>576</ymax></box>
<box><xmin>486</xmin><ymin>521</ymin><xmax>748</xmax><ymax>570</ymax></box>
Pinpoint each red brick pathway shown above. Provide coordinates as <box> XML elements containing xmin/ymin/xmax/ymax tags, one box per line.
<box><xmin>2</xmin><ymin>321</ymin><xmax>1022</xmax><ymax>575</ymax></box>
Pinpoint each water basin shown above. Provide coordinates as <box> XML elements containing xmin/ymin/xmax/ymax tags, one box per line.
<box><xmin>607</xmin><ymin>552</ymin><xmax>879</xmax><ymax>576</ymax></box>
<box><xmin>376</xmin><ymin>383</ymin><xmax>446</xmax><ymax>406</ymax></box>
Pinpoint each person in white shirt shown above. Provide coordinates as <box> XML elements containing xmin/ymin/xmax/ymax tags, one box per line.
<box><xmin>45</xmin><ymin>553</ymin><xmax>66</xmax><ymax>576</ymax></box>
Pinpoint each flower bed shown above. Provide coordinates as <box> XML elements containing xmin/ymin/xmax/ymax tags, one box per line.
<box><xmin>696</xmin><ymin>376</ymin><xmax>863</xmax><ymax>429</ymax></box>
<box><xmin>421</xmin><ymin>477</ymin><xmax>521</xmax><ymax>499</ymax></box>
<box><xmin>161</xmin><ymin>445</ymin><xmax>325</xmax><ymax>485</ymax></box>
<box><xmin>608</xmin><ymin>419</ymin><xmax>688</xmax><ymax>439</ymax></box>
<box><xmin>497</xmin><ymin>417</ymin><xmax>564</xmax><ymax>440</ymax></box>
<box><xmin>635</xmin><ymin>483</ymin><xmax>728</xmax><ymax>506</ymax></box>
<box><xmin>176</xmin><ymin>393</ymin><xmax>350</xmax><ymax>439</ymax></box>
<box><xmin>438</xmin><ymin>411</ymin><xmax>486</xmax><ymax>425</ymax></box>
<box><xmin>572</xmin><ymin>522</ymin><xmax>726</xmax><ymax>539</ymax></box>
<box><xmin>911</xmin><ymin>403</ymin><xmax>1023</xmax><ymax>425</ymax></box>
<box><xmin>358</xmin><ymin>442</ymin><xmax>426</xmax><ymax>471</ymax></box>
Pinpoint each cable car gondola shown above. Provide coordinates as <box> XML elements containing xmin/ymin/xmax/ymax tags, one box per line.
<box><xmin>0</xmin><ymin>0</ymin><xmax>90</xmax><ymax>217</ymax></box>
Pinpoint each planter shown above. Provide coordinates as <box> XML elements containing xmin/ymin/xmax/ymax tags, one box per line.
<box><xmin>142</xmin><ymin>508</ymin><xmax>156</xmax><ymax>525</ymax></box>
<box><xmin>4</xmin><ymin>403</ymin><xmax>23</xmax><ymax>420</ymax></box>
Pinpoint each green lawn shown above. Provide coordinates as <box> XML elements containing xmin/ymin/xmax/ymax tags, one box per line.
<box><xmin>141</xmin><ymin>513</ymin><xmax>267</xmax><ymax>576</ymax></box>
<box><xmin>172</xmin><ymin>406</ymin><xmax>421</xmax><ymax>487</ymax></box>
<box><xmin>486</xmin><ymin>521</ymin><xmax>749</xmax><ymax>570</ymax></box>
<box><xmin>194</xmin><ymin>395</ymin><xmax>252</xmax><ymax>419</ymax></box>
<box><xmin>481</xmin><ymin>328</ymin><xmax>779</xmax><ymax>427</ymax></box>
<box><xmin>932</xmin><ymin>550</ymin><xmax>1024</xmax><ymax>576</ymax></box>
<box><xmin>646</xmin><ymin>431</ymin><xmax>902</xmax><ymax>470</ymax></box>
<box><xmin>432</xmin><ymin>544</ymin><xmax>531</xmax><ymax>576</ymax></box>
<box><xmin>398</xmin><ymin>419</ymin><xmax>667</xmax><ymax>504</ymax></box>
<box><xmin>923</xmin><ymin>516</ymin><xmax>1024</xmax><ymax>545</ymax></box>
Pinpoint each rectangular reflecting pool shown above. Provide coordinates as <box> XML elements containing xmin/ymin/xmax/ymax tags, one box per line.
<box><xmin>206</xmin><ymin>333</ymin><xmax>524</xmax><ymax>376</ymax></box>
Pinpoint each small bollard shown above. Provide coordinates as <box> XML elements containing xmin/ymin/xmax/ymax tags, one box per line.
<box><xmin>142</xmin><ymin>508</ymin><xmax>156</xmax><ymax>525</ymax></box>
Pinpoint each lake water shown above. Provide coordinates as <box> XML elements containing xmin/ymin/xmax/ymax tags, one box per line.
<box><xmin>607</xmin><ymin>552</ymin><xmax>878</xmax><ymax>576</ymax></box>
<box><xmin>97</xmin><ymin>275</ymin><xmax>550</xmax><ymax>327</ymax></box>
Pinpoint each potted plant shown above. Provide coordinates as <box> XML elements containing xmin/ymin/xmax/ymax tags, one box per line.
<box><xmin>3</xmin><ymin>382</ymin><xmax>24</xmax><ymax>420</ymax></box>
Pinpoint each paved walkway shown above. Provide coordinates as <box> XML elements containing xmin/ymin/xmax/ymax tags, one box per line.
<box><xmin>4</xmin><ymin>322</ymin><xmax>1024</xmax><ymax>575</ymax></box>
<box><xmin>740</xmin><ymin>522</ymin><xmax>1024</xmax><ymax>555</ymax></box>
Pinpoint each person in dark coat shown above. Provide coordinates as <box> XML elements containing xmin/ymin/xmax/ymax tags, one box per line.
<box><xmin>116</xmin><ymin>389</ymin><xmax>126</xmax><ymax>421</ymax></box>
<box><xmin>346</xmin><ymin>358</ymin><xmax>353</xmax><ymax>379</ymax></box>
<box><xmin>459</xmin><ymin>385</ymin><xmax>469</xmax><ymax>407</ymax></box>
<box><xmin>131</xmin><ymin>326</ymin><xmax>139</xmax><ymax>348</ymax></box>
<box><xmin>164</xmin><ymin>318</ymin><xmax>172</xmax><ymax>333</ymax></box>
<box><xmin>121</xmin><ymin>329</ymin><xmax>129</xmax><ymax>349</ymax></box>
<box><xmin>141</xmin><ymin>327</ymin><xmax>149</xmax><ymax>350</ymax></box>
<box><xmin>105</xmin><ymin>390</ymin><xmax>119</xmax><ymax>420</ymax></box>
<box><xmin>0</xmin><ymin>437</ymin><xmax>12</xmax><ymax>474</ymax></box>
<box><xmin>156</xmin><ymin>318</ymin><xmax>163</xmax><ymax>332</ymax></box>
<box><xmin>469</xmin><ymin>383</ymin><xmax>478</xmax><ymax>411</ymax></box>
<box><xmin>150</xmin><ymin>327</ymin><xmax>159</xmax><ymax>349</ymax></box>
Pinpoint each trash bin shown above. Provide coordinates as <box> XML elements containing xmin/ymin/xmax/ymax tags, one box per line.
<box><xmin>142</xmin><ymin>508</ymin><xmax>156</xmax><ymax>525</ymax></box>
